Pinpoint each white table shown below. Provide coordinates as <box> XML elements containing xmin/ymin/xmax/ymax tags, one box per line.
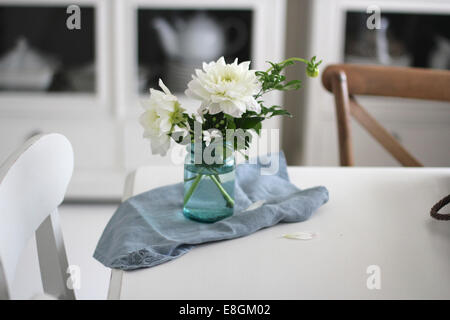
<box><xmin>108</xmin><ymin>166</ymin><xmax>450</xmax><ymax>299</ymax></box>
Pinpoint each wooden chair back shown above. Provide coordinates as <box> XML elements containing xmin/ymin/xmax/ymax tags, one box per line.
<box><xmin>0</xmin><ymin>133</ymin><xmax>75</xmax><ymax>300</ymax></box>
<box><xmin>321</xmin><ymin>64</ymin><xmax>450</xmax><ymax>166</ymax></box>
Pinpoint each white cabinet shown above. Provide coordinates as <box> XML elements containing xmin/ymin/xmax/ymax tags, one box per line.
<box><xmin>0</xmin><ymin>0</ymin><xmax>287</xmax><ymax>199</ymax></box>
<box><xmin>300</xmin><ymin>0</ymin><xmax>450</xmax><ymax>167</ymax></box>
<box><xmin>0</xmin><ymin>0</ymin><xmax>119</xmax><ymax>199</ymax></box>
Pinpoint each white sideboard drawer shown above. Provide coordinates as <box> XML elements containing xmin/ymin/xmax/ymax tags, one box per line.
<box><xmin>384</xmin><ymin>124</ymin><xmax>450</xmax><ymax>167</ymax></box>
<box><xmin>317</xmin><ymin>119</ymin><xmax>450</xmax><ymax>167</ymax></box>
<box><xmin>0</xmin><ymin>118</ymin><xmax>121</xmax><ymax>170</ymax></box>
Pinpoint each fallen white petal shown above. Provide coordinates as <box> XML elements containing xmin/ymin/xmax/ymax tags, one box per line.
<box><xmin>244</xmin><ymin>200</ymin><xmax>266</xmax><ymax>212</ymax></box>
<box><xmin>282</xmin><ymin>232</ymin><xmax>317</xmax><ymax>240</ymax></box>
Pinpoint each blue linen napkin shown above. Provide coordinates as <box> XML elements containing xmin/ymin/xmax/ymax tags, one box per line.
<box><xmin>94</xmin><ymin>153</ymin><xmax>329</xmax><ymax>270</ymax></box>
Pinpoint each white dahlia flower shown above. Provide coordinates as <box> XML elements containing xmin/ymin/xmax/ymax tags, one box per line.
<box><xmin>185</xmin><ymin>57</ymin><xmax>260</xmax><ymax>118</ymax></box>
<box><xmin>139</xmin><ymin>79</ymin><xmax>184</xmax><ymax>156</ymax></box>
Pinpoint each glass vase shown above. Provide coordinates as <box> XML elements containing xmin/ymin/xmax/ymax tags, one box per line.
<box><xmin>183</xmin><ymin>142</ymin><xmax>235</xmax><ymax>223</ymax></box>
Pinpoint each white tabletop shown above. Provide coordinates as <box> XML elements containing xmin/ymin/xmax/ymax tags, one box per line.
<box><xmin>109</xmin><ymin>166</ymin><xmax>450</xmax><ymax>300</ymax></box>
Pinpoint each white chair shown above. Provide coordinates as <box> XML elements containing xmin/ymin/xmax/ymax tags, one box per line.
<box><xmin>0</xmin><ymin>133</ymin><xmax>75</xmax><ymax>300</ymax></box>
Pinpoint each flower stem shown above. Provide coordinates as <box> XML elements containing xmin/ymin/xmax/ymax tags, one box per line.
<box><xmin>184</xmin><ymin>176</ymin><xmax>198</xmax><ymax>182</ymax></box>
<box><xmin>184</xmin><ymin>174</ymin><xmax>203</xmax><ymax>206</ymax></box>
<box><xmin>265</xmin><ymin>57</ymin><xmax>309</xmax><ymax>72</ymax></box>
<box><xmin>210</xmin><ymin>168</ymin><xmax>222</xmax><ymax>184</ymax></box>
<box><xmin>184</xmin><ymin>169</ymin><xmax>234</xmax><ymax>208</ymax></box>
<box><xmin>209</xmin><ymin>175</ymin><xmax>235</xmax><ymax>207</ymax></box>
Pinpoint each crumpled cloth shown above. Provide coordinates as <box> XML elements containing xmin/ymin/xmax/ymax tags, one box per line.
<box><xmin>94</xmin><ymin>153</ymin><xmax>329</xmax><ymax>270</ymax></box>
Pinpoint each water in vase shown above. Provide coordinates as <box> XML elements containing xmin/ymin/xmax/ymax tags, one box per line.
<box><xmin>183</xmin><ymin>144</ymin><xmax>235</xmax><ymax>223</ymax></box>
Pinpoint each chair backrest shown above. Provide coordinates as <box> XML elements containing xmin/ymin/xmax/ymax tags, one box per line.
<box><xmin>322</xmin><ymin>64</ymin><xmax>450</xmax><ymax>166</ymax></box>
<box><xmin>0</xmin><ymin>133</ymin><xmax>75</xmax><ymax>299</ymax></box>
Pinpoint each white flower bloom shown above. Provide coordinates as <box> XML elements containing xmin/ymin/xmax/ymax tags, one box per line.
<box><xmin>140</xmin><ymin>79</ymin><xmax>184</xmax><ymax>156</ymax></box>
<box><xmin>203</xmin><ymin>129</ymin><xmax>223</xmax><ymax>146</ymax></box>
<box><xmin>185</xmin><ymin>57</ymin><xmax>260</xmax><ymax>118</ymax></box>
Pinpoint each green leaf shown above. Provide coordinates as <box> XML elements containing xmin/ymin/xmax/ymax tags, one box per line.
<box><xmin>235</xmin><ymin>116</ymin><xmax>264</xmax><ymax>130</ymax></box>
<box><xmin>270</xmin><ymin>109</ymin><xmax>292</xmax><ymax>117</ymax></box>
<box><xmin>224</xmin><ymin>114</ymin><xmax>236</xmax><ymax>129</ymax></box>
<box><xmin>254</xmin><ymin>122</ymin><xmax>262</xmax><ymax>135</ymax></box>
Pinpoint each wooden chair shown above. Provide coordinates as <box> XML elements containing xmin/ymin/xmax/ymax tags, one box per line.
<box><xmin>0</xmin><ymin>133</ymin><xmax>75</xmax><ymax>300</ymax></box>
<box><xmin>322</xmin><ymin>64</ymin><xmax>450</xmax><ymax>166</ymax></box>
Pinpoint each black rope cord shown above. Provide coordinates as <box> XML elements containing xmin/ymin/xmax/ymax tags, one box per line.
<box><xmin>430</xmin><ymin>194</ymin><xmax>450</xmax><ymax>221</ymax></box>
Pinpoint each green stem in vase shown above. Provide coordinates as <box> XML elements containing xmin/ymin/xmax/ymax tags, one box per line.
<box><xmin>210</xmin><ymin>168</ymin><xmax>222</xmax><ymax>184</ymax></box>
<box><xmin>184</xmin><ymin>173</ymin><xmax>203</xmax><ymax>206</ymax></box>
<box><xmin>209</xmin><ymin>175</ymin><xmax>235</xmax><ymax>208</ymax></box>
<box><xmin>184</xmin><ymin>167</ymin><xmax>234</xmax><ymax>208</ymax></box>
<box><xmin>184</xmin><ymin>175</ymin><xmax>199</xmax><ymax>182</ymax></box>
